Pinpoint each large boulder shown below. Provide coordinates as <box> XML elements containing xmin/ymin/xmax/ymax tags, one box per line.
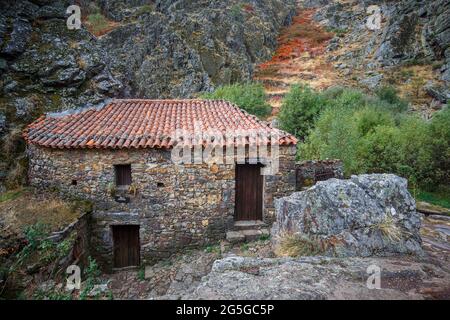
<box><xmin>272</xmin><ymin>174</ymin><xmax>423</xmax><ymax>257</ymax></box>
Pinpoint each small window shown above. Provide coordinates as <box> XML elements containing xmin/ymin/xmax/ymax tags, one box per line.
<box><xmin>115</xmin><ymin>164</ymin><xmax>132</xmax><ymax>186</ymax></box>
<box><xmin>71</xmin><ymin>179</ymin><xmax>78</xmax><ymax>186</ymax></box>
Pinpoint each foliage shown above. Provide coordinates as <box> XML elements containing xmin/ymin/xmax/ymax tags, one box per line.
<box><xmin>33</xmin><ymin>289</ymin><xmax>72</xmax><ymax>300</ymax></box>
<box><xmin>14</xmin><ymin>223</ymin><xmax>76</xmax><ymax>266</ymax></box>
<box><xmin>415</xmin><ymin>187</ymin><xmax>450</xmax><ymax>209</ymax></box>
<box><xmin>240</xmin><ymin>243</ymin><xmax>249</xmax><ymax>252</ymax></box>
<box><xmin>426</xmin><ymin>107</ymin><xmax>450</xmax><ymax>188</ymax></box>
<box><xmin>85</xmin><ymin>256</ymin><xmax>101</xmax><ymax>279</ymax></box>
<box><xmin>371</xmin><ymin>215</ymin><xmax>402</xmax><ymax>242</ymax></box>
<box><xmin>259</xmin><ymin>234</ymin><xmax>270</xmax><ymax>241</ymax></box>
<box><xmin>278</xmin><ymin>84</ymin><xmax>326</xmax><ymax>139</ymax></box>
<box><xmin>375</xmin><ymin>85</ymin><xmax>409</xmax><ymax>113</ymax></box>
<box><xmin>326</xmin><ymin>27</ymin><xmax>348</xmax><ymax>37</ymax></box>
<box><xmin>274</xmin><ymin>233</ymin><xmax>323</xmax><ymax>257</ymax></box>
<box><xmin>230</xmin><ymin>4</ymin><xmax>243</xmax><ymax>19</ymax></box>
<box><xmin>80</xmin><ymin>256</ymin><xmax>101</xmax><ymax>300</ymax></box>
<box><xmin>86</xmin><ymin>14</ymin><xmax>109</xmax><ymax>34</ymax></box>
<box><xmin>107</xmin><ymin>182</ymin><xmax>117</xmax><ymax>197</ymax></box>
<box><xmin>200</xmin><ymin>83</ymin><xmax>272</xmax><ymax>118</ymax></box>
<box><xmin>298</xmin><ymin>86</ymin><xmax>449</xmax><ymax>191</ymax></box>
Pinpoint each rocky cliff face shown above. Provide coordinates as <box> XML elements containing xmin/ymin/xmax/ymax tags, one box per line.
<box><xmin>310</xmin><ymin>0</ymin><xmax>449</xmax><ymax>109</ymax></box>
<box><xmin>0</xmin><ymin>0</ymin><xmax>296</xmax><ymax>188</ymax></box>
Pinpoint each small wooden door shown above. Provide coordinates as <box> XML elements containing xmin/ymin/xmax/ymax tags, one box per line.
<box><xmin>112</xmin><ymin>225</ymin><xmax>140</xmax><ymax>268</ymax></box>
<box><xmin>235</xmin><ymin>164</ymin><xmax>263</xmax><ymax>221</ymax></box>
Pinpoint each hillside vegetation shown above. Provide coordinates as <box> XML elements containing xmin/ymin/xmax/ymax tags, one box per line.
<box><xmin>278</xmin><ymin>84</ymin><xmax>449</xmax><ymax>195</ymax></box>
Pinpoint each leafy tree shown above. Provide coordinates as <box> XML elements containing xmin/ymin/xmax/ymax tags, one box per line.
<box><xmin>278</xmin><ymin>84</ymin><xmax>326</xmax><ymax>139</ymax></box>
<box><xmin>298</xmin><ymin>86</ymin><xmax>449</xmax><ymax>191</ymax></box>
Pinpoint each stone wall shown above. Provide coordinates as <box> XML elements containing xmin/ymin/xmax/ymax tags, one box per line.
<box><xmin>295</xmin><ymin>160</ymin><xmax>343</xmax><ymax>191</ymax></box>
<box><xmin>27</xmin><ymin>144</ymin><xmax>296</xmax><ymax>269</ymax></box>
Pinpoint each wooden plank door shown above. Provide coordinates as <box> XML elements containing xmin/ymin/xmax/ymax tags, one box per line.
<box><xmin>235</xmin><ymin>164</ymin><xmax>263</xmax><ymax>221</ymax></box>
<box><xmin>112</xmin><ymin>225</ymin><xmax>140</xmax><ymax>268</ymax></box>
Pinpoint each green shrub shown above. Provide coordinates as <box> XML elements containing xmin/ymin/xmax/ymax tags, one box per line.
<box><xmin>80</xmin><ymin>256</ymin><xmax>101</xmax><ymax>300</ymax></box>
<box><xmin>299</xmin><ymin>103</ymin><xmax>360</xmax><ymax>174</ymax></box>
<box><xmin>86</xmin><ymin>13</ymin><xmax>110</xmax><ymax>36</ymax></box>
<box><xmin>200</xmin><ymin>83</ymin><xmax>271</xmax><ymax>118</ymax></box>
<box><xmin>133</xmin><ymin>4</ymin><xmax>154</xmax><ymax>16</ymax></box>
<box><xmin>278</xmin><ymin>84</ymin><xmax>326</xmax><ymax>139</ymax></box>
<box><xmin>299</xmin><ymin>89</ymin><xmax>449</xmax><ymax>191</ymax></box>
<box><xmin>15</xmin><ymin>222</ymin><xmax>50</xmax><ymax>266</ymax></box>
<box><xmin>85</xmin><ymin>256</ymin><xmax>101</xmax><ymax>279</ymax></box>
<box><xmin>427</xmin><ymin>107</ymin><xmax>450</xmax><ymax>189</ymax></box>
<box><xmin>230</xmin><ymin>4</ymin><xmax>243</xmax><ymax>19</ymax></box>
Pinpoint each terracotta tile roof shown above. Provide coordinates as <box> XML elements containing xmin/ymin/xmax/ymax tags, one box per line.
<box><xmin>24</xmin><ymin>99</ymin><xmax>297</xmax><ymax>149</ymax></box>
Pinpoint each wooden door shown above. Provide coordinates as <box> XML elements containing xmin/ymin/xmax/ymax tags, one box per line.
<box><xmin>112</xmin><ymin>225</ymin><xmax>140</xmax><ymax>268</ymax></box>
<box><xmin>235</xmin><ymin>164</ymin><xmax>263</xmax><ymax>221</ymax></box>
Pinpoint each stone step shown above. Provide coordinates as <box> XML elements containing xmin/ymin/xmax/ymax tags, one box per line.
<box><xmin>226</xmin><ymin>231</ymin><xmax>245</xmax><ymax>243</ymax></box>
<box><xmin>226</xmin><ymin>228</ymin><xmax>270</xmax><ymax>243</ymax></box>
<box><xmin>233</xmin><ymin>220</ymin><xmax>267</xmax><ymax>231</ymax></box>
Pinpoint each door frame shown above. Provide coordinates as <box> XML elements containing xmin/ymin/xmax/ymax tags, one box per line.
<box><xmin>111</xmin><ymin>224</ymin><xmax>141</xmax><ymax>269</ymax></box>
<box><xmin>234</xmin><ymin>162</ymin><xmax>265</xmax><ymax>221</ymax></box>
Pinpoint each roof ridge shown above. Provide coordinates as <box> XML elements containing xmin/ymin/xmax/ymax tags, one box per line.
<box><xmin>24</xmin><ymin>99</ymin><xmax>298</xmax><ymax>149</ymax></box>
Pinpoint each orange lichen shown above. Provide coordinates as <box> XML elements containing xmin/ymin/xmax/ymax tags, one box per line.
<box><xmin>256</xmin><ymin>9</ymin><xmax>333</xmax><ymax>75</ymax></box>
<box><xmin>254</xmin><ymin>8</ymin><xmax>341</xmax><ymax>119</ymax></box>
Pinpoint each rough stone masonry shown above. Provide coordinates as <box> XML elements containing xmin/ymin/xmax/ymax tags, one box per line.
<box><xmin>28</xmin><ymin>144</ymin><xmax>296</xmax><ymax>269</ymax></box>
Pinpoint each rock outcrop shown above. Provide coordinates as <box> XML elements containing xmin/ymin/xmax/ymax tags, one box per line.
<box><xmin>184</xmin><ymin>254</ymin><xmax>450</xmax><ymax>300</ymax></box>
<box><xmin>305</xmin><ymin>0</ymin><xmax>449</xmax><ymax>113</ymax></box>
<box><xmin>272</xmin><ymin>174</ymin><xmax>423</xmax><ymax>257</ymax></box>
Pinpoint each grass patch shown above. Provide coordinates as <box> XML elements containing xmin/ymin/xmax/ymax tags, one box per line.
<box><xmin>279</xmin><ymin>17</ymin><xmax>333</xmax><ymax>47</ymax></box>
<box><xmin>415</xmin><ymin>189</ymin><xmax>450</xmax><ymax>209</ymax></box>
<box><xmin>0</xmin><ymin>189</ymin><xmax>85</xmax><ymax>234</ymax></box>
<box><xmin>200</xmin><ymin>83</ymin><xmax>272</xmax><ymax>118</ymax></box>
<box><xmin>133</xmin><ymin>4</ymin><xmax>154</xmax><ymax>16</ymax></box>
<box><xmin>274</xmin><ymin>233</ymin><xmax>323</xmax><ymax>257</ymax></box>
<box><xmin>0</xmin><ymin>189</ymin><xmax>23</xmax><ymax>202</ymax></box>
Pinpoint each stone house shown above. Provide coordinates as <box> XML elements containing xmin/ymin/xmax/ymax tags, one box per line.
<box><xmin>24</xmin><ymin>99</ymin><xmax>297</xmax><ymax>270</ymax></box>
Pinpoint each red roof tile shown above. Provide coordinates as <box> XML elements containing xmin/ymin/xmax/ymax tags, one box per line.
<box><xmin>24</xmin><ymin>99</ymin><xmax>297</xmax><ymax>149</ymax></box>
